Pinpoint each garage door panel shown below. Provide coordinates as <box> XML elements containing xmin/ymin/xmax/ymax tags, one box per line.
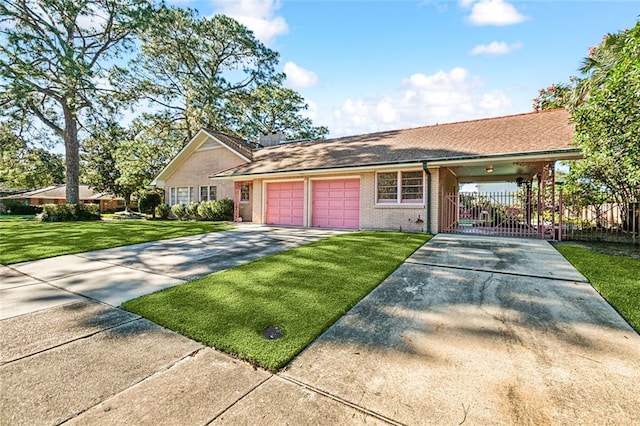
<box><xmin>266</xmin><ymin>182</ymin><xmax>304</xmax><ymax>226</ymax></box>
<box><xmin>312</xmin><ymin>179</ymin><xmax>360</xmax><ymax>229</ymax></box>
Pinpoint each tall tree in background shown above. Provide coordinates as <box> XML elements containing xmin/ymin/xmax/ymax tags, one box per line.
<box><xmin>115</xmin><ymin>7</ymin><xmax>281</xmax><ymax>143</ymax></box>
<box><xmin>533</xmin><ymin>21</ymin><xmax>640</xmax><ymax>205</ymax></box>
<box><xmin>0</xmin><ymin>123</ymin><xmax>64</xmax><ymax>189</ymax></box>
<box><xmin>82</xmin><ymin>116</ymin><xmax>183</xmax><ymax>208</ymax></box>
<box><xmin>229</xmin><ymin>83</ymin><xmax>328</xmax><ymax>141</ymax></box>
<box><xmin>82</xmin><ymin>121</ymin><xmax>130</xmax><ymax>204</ymax></box>
<box><xmin>115</xmin><ymin>7</ymin><xmax>327</xmax><ymax>145</ymax></box>
<box><xmin>571</xmin><ymin>22</ymin><xmax>640</xmax><ymax>203</ymax></box>
<box><xmin>0</xmin><ymin>0</ymin><xmax>151</xmax><ymax>204</ymax></box>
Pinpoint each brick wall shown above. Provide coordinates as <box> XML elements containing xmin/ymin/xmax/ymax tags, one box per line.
<box><xmin>360</xmin><ymin>172</ymin><xmax>427</xmax><ymax>232</ymax></box>
<box><xmin>163</xmin><ymin>148</ymin><xmax>246</xmax><ymax>203</ymax></box>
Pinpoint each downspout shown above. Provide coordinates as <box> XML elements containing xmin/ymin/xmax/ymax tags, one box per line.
<box><xmin>422</xmin><ymin>161</ymin><xmax>431</xmax><ymax>234</ymax></box>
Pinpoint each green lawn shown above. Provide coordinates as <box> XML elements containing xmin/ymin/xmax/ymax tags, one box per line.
<box><xmin>556</xmin><ymin>243</ymin><xmax>640</xmax><ymax>332</ymax></box>
<box><xmin>0</xmin><ymin>220</ymin><xmax>232</xmax><ymax>264</ymax></box>
<box><xmin>122</xmin><ymin>231</ymin><xmax>431</xmax><ymax>371</ymax></box>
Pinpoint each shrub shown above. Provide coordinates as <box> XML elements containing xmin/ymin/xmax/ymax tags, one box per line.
<box><xmin>1</xmin><ymin>199</ymin><xmax>43</xmax><ymax>215</ymax></box>
<box><xmin>138</xmin><ymin>190</ymin><xmax>163</xmax><ymax>218</ymax></box>
<box><xmin>196</xmin><ymin>198</ymin><xmax>234</xmax><ymax>221</ymax></box>
<box><xmin>186</xmin><ymin>201</ymin><xmax>200</xmax><ymax>220</ymax></box>
<box><xmin>156</xmin><ymin>203</ymin><xmax>171</xmax><ymax>220</ymax></box>
<box><xmin>171</xmin><ymin>204</ymin><xmax>187</xmax><ymax>220</ymax></box>
<box><xmin>37</xmin><ymin>203</ymin><xmax>101</xmax><ymax>222</ymax></box>
<box><xmin>216</xmin><ymin>198</ymin><xmax>234</xmax><ymax>221</ymax></box>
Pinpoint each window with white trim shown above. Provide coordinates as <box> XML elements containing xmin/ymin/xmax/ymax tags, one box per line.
<box><xmin>376</xmin><ymin>171</ymin><xmax>424</xmax><ymax>204</ymax></box>
<box><xmin>199</xmin><ymin>185</ymin><xmax>217</xmax><ymax>201</ymax></box>
<box><xmin>169</xmin><ymin>187</ymin><xmax>194</xmax><ymax>205</ymax></box>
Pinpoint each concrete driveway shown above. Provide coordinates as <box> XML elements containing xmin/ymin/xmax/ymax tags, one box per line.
<box><xmin>2</xmin><ymin>231</ymin><xmax>639</xmax><ymax>425</ymax></box>
<box><xmin>281</xmin><ymin>234</ymin><xmax>640</xmax><ymax>424</ymax></box>
<box><xmin>1</xmin><ymin>224</ymin><xmax>345</xmax><ymax>319</ymax></box>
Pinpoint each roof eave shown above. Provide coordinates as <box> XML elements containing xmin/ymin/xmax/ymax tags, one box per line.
<box><xmin>212</xmin><ymin>148</ymin><xmax>583</xmax><ymax>180</ymax></box>
<box><xmin>151</xmin><ymin>129</ymin><xmax>252</xmax><ymax>187</ymax></box>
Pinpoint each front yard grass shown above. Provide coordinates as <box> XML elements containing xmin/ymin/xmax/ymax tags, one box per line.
<box><xmin>556</xmin><ymin>242</ymin><xmax>640</xmax><ymax>332</ymax></box>
<box><xmin>122</xmin><ymin>231</ymin><xmax>431</xmax><ymax>371</ymax></box>
<box><xmin>0</xmin><ymin>220</ymin><xmax>232</xmax><ymax>264</ymax></box>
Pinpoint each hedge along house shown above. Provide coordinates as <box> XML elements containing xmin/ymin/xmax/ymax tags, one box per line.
<box><xmin>152</xmin><ymin>109</ymin><xmax>581</xmax><ymax>237</ymax></box>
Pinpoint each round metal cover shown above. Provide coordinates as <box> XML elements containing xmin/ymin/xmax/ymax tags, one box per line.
<box><xmin>262</xmin><ymin>326</ymin><xmax>283</xmax><ymax>340</ymax></box>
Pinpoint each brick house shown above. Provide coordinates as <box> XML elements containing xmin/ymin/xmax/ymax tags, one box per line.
<box><xmin>151</xmin><ymin>109</ymin><xmax>580</xmax><ymax>234</ymax></box>
<box><xmin>3</xmin><ymin>185</ymin><xmax>125</xmax><ymax>213</ymax></box>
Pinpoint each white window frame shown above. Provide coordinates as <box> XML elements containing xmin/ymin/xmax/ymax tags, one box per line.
<box><xmin>170</xmin><ymin>186</ymin><xmax>194</xmax><ymax>205</ymax></box>
<box><xmin>240</xmin><ymin>184</ymin><xmax>250</xmax><ymax>203</ymax></box>
<box><xmin>375</xmin><ymin>170</ymin><xmax>424</xmax><ymax>205</ymax></box>
<box><xmin>199</xmin><ymin>185</ymin><xmax>217</xmax><ymax>202</ymax></box>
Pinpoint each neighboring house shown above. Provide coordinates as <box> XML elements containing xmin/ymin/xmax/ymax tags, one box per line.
<box><xmin>152</xmin><ymin>109</ymin><xmax>580</xmax><ymax>234</ymax></box>
<box><xmin>2</xmin><ymin>185</ymin><xmax>125</xmax><ymax>213</ymax></box>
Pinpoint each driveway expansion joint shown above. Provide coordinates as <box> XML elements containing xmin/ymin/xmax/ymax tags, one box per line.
<box><xmin>278</xmin><ymin>375</ymin><xmax>404</xmax><ymax>426</ymax></box>
<box><xmin>405</xmin><ymin>258</ymin><xmax>589</xmax><ymax>283</ymax></box>
<box><xmin>205</xmin><ymin>373</ymin><xmax>273</xmax><ymax>425</ymax></box>
<box><xmin>1</xmin><ymin>316</ymin><xmax>143</xmax><ymax>366</ymax></box>
<box><xmin>58</xmin><ymin>345</ymin><xmax>208</xmax><ymax>425</ymax></box>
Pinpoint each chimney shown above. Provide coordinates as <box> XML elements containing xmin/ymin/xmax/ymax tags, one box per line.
<box><xmin>259</xmin><ymin>131</ymin><xmax>286</xmax><ymax>147</ymax></box>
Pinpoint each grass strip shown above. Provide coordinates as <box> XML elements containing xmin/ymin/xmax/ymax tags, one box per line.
<box><xmin>556</xmin><ymin>244</ymin><xmax>640</xmax><ymax>332</ymax></box>
<box><xmin>123</xmin><ymin>231</ymin><xmax>431</xmax><ymax>371</ymax></box>
<box><xmin>0</xmin><ymin>220</ymin><xmax>232</xmax><ymax>264</ymax></box>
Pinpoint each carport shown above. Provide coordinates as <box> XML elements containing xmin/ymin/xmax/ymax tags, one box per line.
<box><xmin>437</xmin><ymin>154</ymin><xmax>575</xmax><ymax>239</ymax></box>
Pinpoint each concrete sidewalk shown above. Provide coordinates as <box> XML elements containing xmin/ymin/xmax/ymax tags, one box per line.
<box><xmin>2</xmin><ymin>232</ymin><xmax>639</xmax><ymax>425</ymax></box>
<box><xmin>0</xmin><ymin>224</ymin><xmax>345</xmax><ymax>319</ymax></box>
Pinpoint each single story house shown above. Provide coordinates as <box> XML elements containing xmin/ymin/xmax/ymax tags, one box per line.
<box><xmin>152</xmin><ymin>109</ymin><xmax>580</xmax><ymax>236</ymax></box>
<box><xmin>2</xmin><ymin>184</ymin><xmax>125</xmax><ymax>213</ymax></box>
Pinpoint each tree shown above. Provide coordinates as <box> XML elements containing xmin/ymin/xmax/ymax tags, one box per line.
<box><xmin>571</xmin><ymin>21</ymin><xmax>640</xmax><ymax>203</ymax></box>
<box><xmin>228</xmin><ymin>83</ymin><xmax>329</xmax><ymax>141</ymax></box>
<box><xmin>0</xmin><ymin>124</ymin><xmax>64</xmax><ymax>189</ymax></box>
<box><xmin>533</xmin><ymin>21</ymin><xmax>639</xmax><ymax>201</ymax></box>
<box><xmin>0</xmin><ymin>0</ymin><xmax>151</xmax><ymax>204</ymax></box>
<box><xmin>82</xmin><ymin>117</ymin><xmax>182</xmax><ymax>209</ymax></box>
<box><xmin>115</xmin><ymin>7</ymin><xmax>327</xmax><ymax>145</ymax></box>
<box><xmin>137</xmin><ymin>188</ymin><xmax>162</xmax><ymax>218</ymax></box>
<box><xmin>82</xmin><ymin>121</ymin><xmax>129</xmax><ymax>203</ymax></box>
<box><xmin>114</xmin><ymin>7</ymin><xmax>281</xmax><ymax>144</ymax></box>
<box><xmin>532</xmin><ymin>81</ymin><xmax>575</xmax><ymax>112</ymax></box>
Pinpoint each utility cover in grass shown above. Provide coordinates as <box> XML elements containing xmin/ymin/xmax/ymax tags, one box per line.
<box><xmin>122</xmin><ymin>231</ymin><xmax>430</xmax><ymax>371</ymax></box>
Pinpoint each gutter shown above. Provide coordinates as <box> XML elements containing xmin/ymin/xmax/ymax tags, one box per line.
<box><xmin>212</xmin><ymin>148</ymin><xmax>583</xmax><ymax>180</ymax></box>
<box><xmin>422</xmin><ymin>161</ymin><xmax>431</xmax><ymax>234</ymax></box>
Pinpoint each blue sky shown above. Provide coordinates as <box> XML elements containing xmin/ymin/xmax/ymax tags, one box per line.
<box><xmin>168</xmin><ymin>1</ymin><xmax>638</xmax><ymax>138</ymax></box>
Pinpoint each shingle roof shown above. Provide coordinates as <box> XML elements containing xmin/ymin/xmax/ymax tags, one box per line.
<box><xmin>214</xmin><ymin>109</ymin><xmax>576</xmax><ymax>177</ymax></box>
<box><xmin>204</xmin><ymin>129</ymin><xmax>253</xmax><ymax>161</ymax></box>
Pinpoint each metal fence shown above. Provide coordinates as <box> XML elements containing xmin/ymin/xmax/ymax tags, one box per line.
<box><xmin>441</xmin><ymin>191</ymin><xmax>543</xmax><ymax>238</ymax></box>
<box><xmin>560</xmin><ymin>193</ymin><xmax>639</xmax><ymax>245</ymax></box>
<box><xmin>441</xmin><ymin>190</ymin><xmax>638</xmax><ymax>245</ymax></box>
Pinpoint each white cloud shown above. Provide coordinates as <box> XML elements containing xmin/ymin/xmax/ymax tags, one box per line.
<box><xmin>470</xmin><ymin>41</ymin><xmax>523</xmax><ymax>55</ymax></box>
<box><xmin>213</xmin><ymin>0</ymin><xmax>288</xmax><ymax>44</ymax></box>
<box><xmin>283</xmin><ymin>62</ymin><xmax>319</xmax><ymax>89</ymax></box>
<box><xmin>465</xmin><ymin>0</ymin><xmax>527</xmax><ymax>26</ymax></box>
<box><xmin>302</xmin><ymin>99</ymin><xmax>318</xmax><ymax>120</ymax></box>
<box><xmin>480</xmin><ymin>91</ymin><xmax>512</xmax><ymax>109</ymax></box>
<box><xmin>331</xmin><ymin>67</ymin><xmax>513</xmax><ymax>137</ymax></box>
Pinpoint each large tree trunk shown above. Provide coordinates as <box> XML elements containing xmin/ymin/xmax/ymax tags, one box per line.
<box><xmin>63</xmin><ymin>106</ymin><xmax>80</xmax><ymax>204</ymax></box>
